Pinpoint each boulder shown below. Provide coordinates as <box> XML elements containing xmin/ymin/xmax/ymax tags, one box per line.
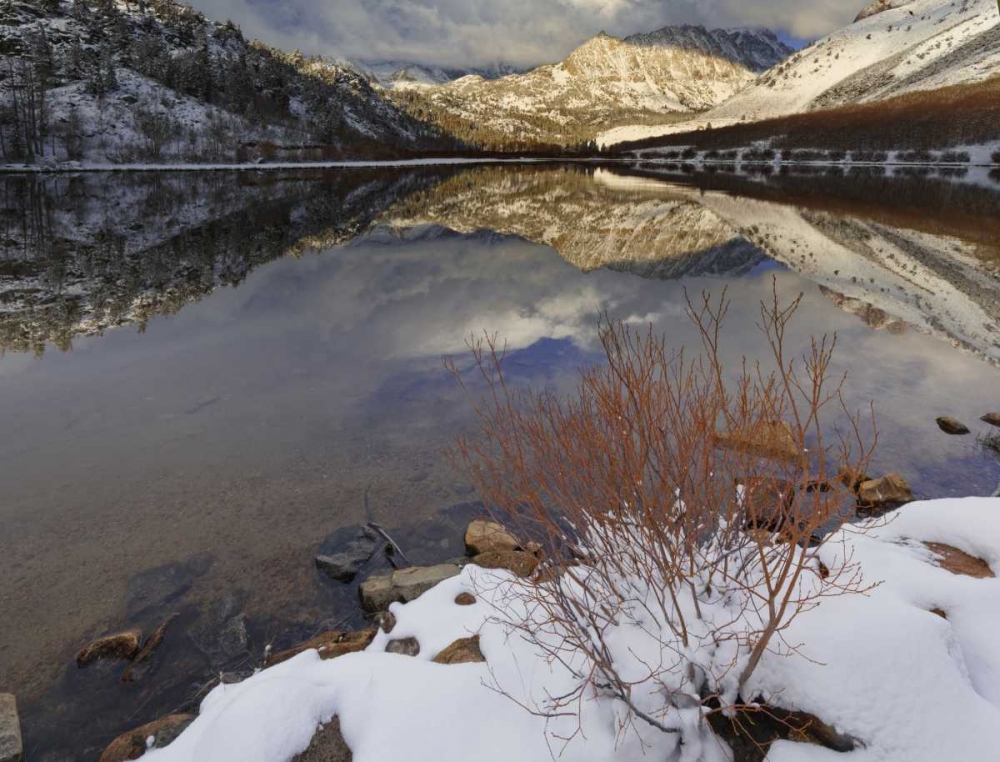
<box><xmin>936</xmin><ymin>417</ymin><xmax>970</xmax><ymax>435</ymax></box>
<box><xmin>981</xmin><ymin>413</ymin><xmax>1000</xmax><ymax>428</ymax></box>
<box><xmin>470</xmin><ymin>550</ymin><xmax>539</xmax><ymax>578</ymax></box>
<box><xmin>0</xmin><ymin>694</ymin><xmax>21</xmax><ymax>762</ymax></box>
<box><xmin>373</xmin><ymin>611</ymin><xmax>396</xmax><ymax>634</ymax></box>
<box><xmin>433</xmin><ymin>636</ymin><xmax>485</xmax><ymax>665</ymax></box>
<box><xmin>713</xmin><ymin>421</ymin><xmax>801</xmax><ymax>462</ymax></box>
<box><xmin>924</xmin><ymin>543</ymin><xmax>994</xmax><ymax>579</ymax></box>
<box><xmin>454</xmin><ymin>592</ymin><xmax>477</xmax><ymax>606</ymax></box>
<box><xmin>292</xmin><ymin>717</ymin><xmax>352</xmax><ymax>762</ymax></box>
<box><xmin>315</xmin><ymin>528</ymin><xmax>379</xmax><ymax>583</ymax></box>
<box><xmin>359</xmin><ymin>564</ymin><xmax>461</xmax><ymax>613</ymax></box>
<box><xmin>98</xmin><ymin>714</ymin><xmax>195</xmax><ymax>762</ymax></box>
<box><xmin>266</xmin><ymin>628</ymin><xmax>377</xmax><ymax>668</ymax></box>
<box><xmin>385</xmin><ymin>637</ymin><xmax>420</xmax><ymax>657</ymax></box>
<box><xmin>857</xmin><ymin>473</ymin><xmax>913</xmax><ymax>514</ymax></box>
<box><xmin>76</xmin><ymin>630</ymin><xmax>142</xmax><ymax>668</ymax></box>
<box><xmin>464</xmin><ymin>520</ymin><xmax>520</xmax><ymax>556</ymax></box>
<box><xmin>122</xmin><ymin>614</ymin><xmax>178</xmax><ymax>683</ymax></box>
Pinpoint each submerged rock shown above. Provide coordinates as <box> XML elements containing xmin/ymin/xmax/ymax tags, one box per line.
<box><xmin>126</xmin><ymin>563</ymin><xmax>194</xmax><ymax>616</ymax></box>
<box><xmin>713</xmin><ymin>421</ymin><xmax>801</xmax><ymax>462</ymax></box>
<box><xmin>189</xmin><ymin>593</ymin><xmax>248</xmax><ymax>667</ymax></box>
<box><xmin>359</xmin><ymin>564</ymin><xmax>461</xmax><ymax>613</ymax></box>
<box><xmin>464</xmin><ymin>520</ymin><xmax>520</xmax><ymax>556</ymax></box>
<box><xmin>315</xmin><ymin>527</ymin><xmax>379</xmax><ymax>583</ymax></box>
<box><xmin>76</xmin><ymin>630</ymin><xmax>142</xmax><ymax>668</ymax></box>
<box><xmin>0</xmin><ymin>694</ymin><xmax>22</xmax><ymax>762</ymax></box>
<box><xmin>936</xmin><ymin>416</ymin><xmax>971</xmax><ymax>435</ymax></box>
<box><xmin>292</xmin><ymin>717</ymin><xmax>352</xmax><ymax>762</ymax></box>
<box><xmin>433</xmin><ymin>636</ymin><xmax>485</xmax><ymax>665</ymax></box>
<box><xmin>98</xmin><ymin>714</ymin><xmax>195</xmax><ymax>762</ymax></box>
<box><xmin>265</xmin><ymin>628</ymin><xmax>377</xmax><ymax>668</ymax></box>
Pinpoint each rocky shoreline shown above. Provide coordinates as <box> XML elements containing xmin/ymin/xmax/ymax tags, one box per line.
<box><xmin>3</xmin><ymin>411</ymin><xmax>999</xmax><ymax>762</ymax></box>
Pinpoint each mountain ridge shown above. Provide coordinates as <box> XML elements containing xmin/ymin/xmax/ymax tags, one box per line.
<box><xmin>389</xmin><ymin>25</ymin><xmax>792</xmax><ymax>150</ymax></box>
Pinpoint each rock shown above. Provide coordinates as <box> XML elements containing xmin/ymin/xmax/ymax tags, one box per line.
<box><xmin>266</xmin><ymin>628</ymin><xmax>377</xmax><ymax>668</ymax></box>
<box><xmin>0</xmin><ymin>694</ymin><xmax>22</xmax><ymax>762</ymax></box>
<box><xmin>126</xmin><ymin>563</ymin><xmax>194</xmax><ymax>616</ymax></box>
<box><xmin>373</xmin><ymin>611</ymin><xmax>396</xmax><ymax>634</ymax></box>
<box><xmin>464</xmin><ymin>520</ymin><xmax>520</xmax><ymax>556</ymax></box>
<box><xmin>385</xmin><ymin>637</ymin><xmax>420</xmax><ymax>656</ymax></box>
<box><xmin>98</xmin><ymin>714</ymin><xmax>195</xmax><ymax>762</ymax></box>
<box><xmin>936</xmin><ymin>416</ymin><xmax>971</xmax><ymax>435</ymax></box>
<box><xmin>931</xmin><ymin>608</ymin><xmax>948</xmax><ymax>619</ymax></box>
<box><xmin>981</xmin><ymin>413</ymin><xmax>1000</xmax><ymax>428</ymax></box>
<box><xmin>315</xmin><ymin>528</ymin><xmax>379</xmax><ymax>583</ymax></box>
<box><xmin>76</xmin><ymin>630</ymin><xmax>142</xmax><ymax>668</ymax></box>
<box><xmin>714</xmin><ymin>421</ymin><xmax>801</xmax><ymax>462</ymax></box>
<box><xmin>292</xmin><ymin>717</ymin><xmax>352</xmax><ymax>762</ymax></box>
<box><xmin>924</xmin><ymin>543</ymin><xmax>994</xmax><ymax>579</ymax></box>
<box><xmin>433</xmin><ymin>636</ymin><xmax>485</xmax><ymax>665</ymax></box>
<box><xmin>857</xmin><ymin>473</ymin><xmax>913</xmax><ymax>514</ymax></box>
<box><xmin>122</xmin><ymin>614</ymin><xmax>179</xmax><ymax>683</ymax></box>
<box><xmin>454</xmin><ymin>592</ymin><xmax>477</xmax><ymax>606</ymax></box>
<box><xmin>358</xmin><ymin>564</ymin><xmax>461</xmax><ymax>613</ymax></box>
<box><xmin>471</xmin><ymin>550</ymin><xmax>539</xmax><ymax>578</ymax></box>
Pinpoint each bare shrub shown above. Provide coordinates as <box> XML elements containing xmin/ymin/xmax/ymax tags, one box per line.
<box><xmin>450</xmin><ymin>281</ymin><xmax>879</xmax><ymax>754</ymax></box>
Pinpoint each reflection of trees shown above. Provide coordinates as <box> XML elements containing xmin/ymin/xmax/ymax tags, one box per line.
<box><xmin>0</xmin><ymin>169</ymin><xmax>455</xmax><ymax>355</ymax></box>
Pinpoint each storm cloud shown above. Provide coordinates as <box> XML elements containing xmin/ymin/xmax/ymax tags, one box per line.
<box><xmin>189</xmin><ymin>0</ymin><xmax>870</xmax><ymax>69</ymax></box>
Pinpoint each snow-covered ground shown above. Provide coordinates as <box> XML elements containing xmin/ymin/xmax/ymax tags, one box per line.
<box><xmin>147</xmin><ymin>497</ymin><xmax>1000</xmax><ymax>762</ymax></box>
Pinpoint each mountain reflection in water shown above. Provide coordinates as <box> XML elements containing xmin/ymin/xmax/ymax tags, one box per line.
<box><xmin>1</xmin><ymin>164</ymin><xmax>998</xmax><ymax>760</ymax></box>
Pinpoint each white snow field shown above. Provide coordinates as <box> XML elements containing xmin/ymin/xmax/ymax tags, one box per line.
<box><xmin>148</xmin><ymin>497</ymin><xmax>1000</xmax><ymax>762</ymax></box>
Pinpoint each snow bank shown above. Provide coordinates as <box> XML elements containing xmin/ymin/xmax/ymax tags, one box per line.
<box><xmin>147</xmin><ymin>498</ymin><xmax>1000</xmax><ymax>762</ymax></box>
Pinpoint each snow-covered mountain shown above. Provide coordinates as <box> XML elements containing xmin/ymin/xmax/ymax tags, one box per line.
<box><xmin>390</xmin><ymin>27</ymin><xmax>792</xmax><ymax>149</ymax></box>
<box><xmin>0</xmin><ymin>0</ymin><xmax>451</xmax><ymax>165</ymax></box>
<box><xmin>356</xmin><ymin>60</ymin><xmax>520</xmax><ymax>89</ymax></box>
<box><xmin>710</xmin><ymin>0</ymin><xmax>1000</xmax><ymax>122</ymax></box>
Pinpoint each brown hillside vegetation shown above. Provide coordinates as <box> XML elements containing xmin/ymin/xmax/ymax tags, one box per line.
<box><xmin>614</xmin><ymin>76</ymin><xmax>1000</xmax><ymax>154</ymax></box>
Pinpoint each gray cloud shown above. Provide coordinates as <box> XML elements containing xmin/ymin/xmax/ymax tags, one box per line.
<box><xmin>189</xmin><ymin>0</ymin><xmax>869</xmax><ymax>69</ymax></box>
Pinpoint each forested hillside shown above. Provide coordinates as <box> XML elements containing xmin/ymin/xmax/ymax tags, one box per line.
<box><xmin>0</xmin><ymin>0</ymin><xmax>457</xmax><ymax>164</ymax></box>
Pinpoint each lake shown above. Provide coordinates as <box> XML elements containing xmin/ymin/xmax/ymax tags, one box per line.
<box><xmin>1</xmin><ymin>162</ymin><xmax>999</xmax><ymax>759</ymax></box>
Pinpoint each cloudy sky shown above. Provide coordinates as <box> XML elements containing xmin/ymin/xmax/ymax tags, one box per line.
<box><xmin>189</xmin><ymin>0</ymin><xmax>871</xmax><ymax>69</ymax></box>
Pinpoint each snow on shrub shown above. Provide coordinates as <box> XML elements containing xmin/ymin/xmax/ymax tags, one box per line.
<box><xmin>450</xmin><ymin>281</ymin><xmax>880</xmax><ymax>751</ymax></box>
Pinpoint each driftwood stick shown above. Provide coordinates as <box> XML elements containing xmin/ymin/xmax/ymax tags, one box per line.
<box><xmin>367</xmin><ymin>521</ymin><xmax>411</xmax><ymax>565</ymax></box>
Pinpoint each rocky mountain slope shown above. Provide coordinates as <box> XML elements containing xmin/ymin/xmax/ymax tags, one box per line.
<box><xmin>0</xmin><ymin>0</ymin><xmax>451</xmax><ymax>164</ymax></box>
<box><xmin>390</xmin><ymin>27</ymin><xmax>792</xmax><ymax>149</ymax></box>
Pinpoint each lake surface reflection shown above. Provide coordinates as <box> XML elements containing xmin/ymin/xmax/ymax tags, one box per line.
<box><xmin>1</xmin><ymin>164</ymin><xmax>999</xmax><ymax>759</ymax></box>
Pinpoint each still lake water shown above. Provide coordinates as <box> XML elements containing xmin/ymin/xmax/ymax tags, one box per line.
<box><xmin>2</xmin><ymin>162</ymin><xmax>999</xmax><ymax>758</ymax></box>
